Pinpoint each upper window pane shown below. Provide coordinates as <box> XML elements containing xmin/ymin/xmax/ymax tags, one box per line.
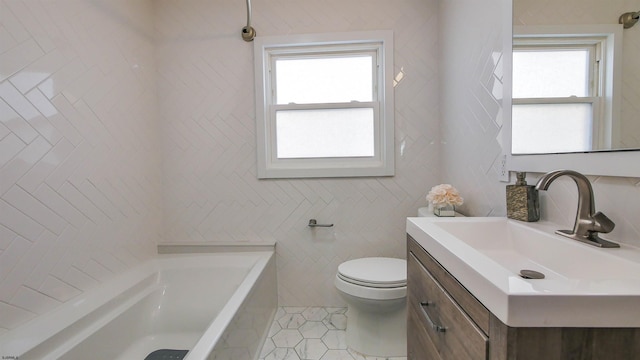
<box><xmin>513</xmin><ymin>49</ymin><xmax>590</xmax><ymax>98</ymax></box>
<box><xmin>275</xmin><ymin>55</ymin><xmax>373</xmax><ymax>104</ymax></box>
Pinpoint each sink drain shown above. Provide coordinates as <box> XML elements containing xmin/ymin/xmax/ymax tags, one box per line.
<box><xmin>519</xmin><ymin>269</ymin><xmax>545</xmax><ymax>279</ymax></box>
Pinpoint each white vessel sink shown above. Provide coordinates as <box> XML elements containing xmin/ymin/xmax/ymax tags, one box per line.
<box><xmin>406</xmin><ymin>217</ymin><xmax>640</xmax><ymax>327</ymax></box>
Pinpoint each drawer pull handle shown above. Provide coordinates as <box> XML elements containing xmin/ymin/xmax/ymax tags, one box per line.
<box><xmin>419</xmin><ymin>301</ymin><xmax>447</xmax><ymax>333</ymax></box>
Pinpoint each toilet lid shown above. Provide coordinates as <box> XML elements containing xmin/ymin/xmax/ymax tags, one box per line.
<box><xmin>337</xmin><ymin>257</ymin><xmax>406</xmax><ymax>288</ymax></box>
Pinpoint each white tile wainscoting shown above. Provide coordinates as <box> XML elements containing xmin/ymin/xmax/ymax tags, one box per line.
<box><xmin>3</xmin><ymin>0</ymin><xmax>640</xmax><ymax>340</ymax></box>
<box><xmin>155</xmin><ymin>0</ymin><xmax>441</xmax><ymax>309</ymax></box>
<box><xmin>259</xmin><ymin>307</ymin><xmax>407</xmax><ymax>360</ymax></box>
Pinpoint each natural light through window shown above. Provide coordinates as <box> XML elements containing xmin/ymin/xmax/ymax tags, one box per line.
<box><xmin>512</xmin><ymin>49</ymin><xmax>591</xmax><ymax>98</ymax></box>
<box><xmin>276</xmin><ymin>56</ymin><xmax>373</xmax><ymax>104</ymax></box>
<box><xmin>512</xmin><ymin>103</ymin><xmax>593</xmax><ymax>154</ymax></box>
<box><xmin>276</xmin><ymin>108</ymin><xmax>374</xmax><ymax>158</ymax></box>
<box><xmin>254</xmin><ymin>31</ymin><xmax>394</xmax><ymax>178</ymax></box>
<box><xmin>512</xmin><ymin>41</ymin><xmax>599</xmax><ymax>154</ymax></box>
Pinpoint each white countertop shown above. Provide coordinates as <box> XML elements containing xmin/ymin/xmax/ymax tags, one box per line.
<box><xmin>406</xmin><ymin>216</ymin><xmax>640</xmax><ymax>327</ymax></box>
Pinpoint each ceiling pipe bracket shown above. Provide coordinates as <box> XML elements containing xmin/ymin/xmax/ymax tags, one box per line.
<box><xmin>242</xmin><ymin>0</ymin><xmax>256</xmax><ymax>41</ymax></box>
<box><xmin>619</xmin><ymin>11</ymin><xmax>639</xmax><ymax>29</ymax></box>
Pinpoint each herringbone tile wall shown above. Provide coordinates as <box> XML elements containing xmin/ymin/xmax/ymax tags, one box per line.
<box><xmin>0</xmin><ymin>0</ymin><xmax>161</xmax><ymax>333</ymax></box>
<box><xmin>438</xmin><ymin>0</ymin><xmax>509</xmax><ymax>220</ymax></box>
<box><xmin>155</xmin><ymin>0</ymin><xmax>441</xmax><ymax>307</ymax></box>
<box><xmin>511</xmin><ymin>0</ymin><xmax>640</xmax><ymax>247</ymax></box>
<box><xmin>439</xmin><ymin>0</ymin><xmax>640</xmax><ymax>248</ymax></box>
<box><xmin>3</xmin><ymin>0</ymin><xmax>638</xmax><ymax>338</ymax></box>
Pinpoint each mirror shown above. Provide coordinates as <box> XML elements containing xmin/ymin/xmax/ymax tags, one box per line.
<box><xmin>512</xmin><ymin>0</ymin><xmax>640</xmax><ymax>155</ymax></box>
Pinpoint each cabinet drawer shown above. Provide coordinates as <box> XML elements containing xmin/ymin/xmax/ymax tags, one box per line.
<box><xmin>408</xmin><ymin>235</ymin><xmax>490</xmax><ymax>334</ymax></box>
<box><xmin>408</xmin><ymin>301</ymin><xmax>441</xmax><ymax>360</ymax></box>
<box><xmin>408</xmin><ymin>252</ymin><xmax>488</xmax><ymax>359</ymax></box>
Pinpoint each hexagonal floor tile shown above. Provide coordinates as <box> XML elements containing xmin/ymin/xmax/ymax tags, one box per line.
<box><xmin>272</xmin><ymin>329</ymin><xmax>303</xmax><ymax>348</ymax></box>
<box><xmin>295</xmin><ymin>339</ymin><xmax>328</xmax><ymax>360</ymax></box>
<box><xmin>321</xmin><ymin>330</ymin><xmax>347</xmax><ymax>350</ymax></box>
<box><xmin>259</xmin><ymin>308</ymin><xmax>404</xmax><ymax>360</ymax></box>
<box><xmin>299</xmin><ymin>321</ymin><xmax>329</xmax><ymax>339</ymax></box>
<box><xmin>279</xmin><ymin>313</ymin><xmax>307</xmax><ymax>329</ymax></box>
<box><xmin>323</xmin><ymin>313</ymin><xmax>347</xmax><ymax>330</ymax></box>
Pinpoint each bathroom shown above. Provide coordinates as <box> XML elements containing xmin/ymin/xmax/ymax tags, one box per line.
<box><xmin>1</xmin><ymin>0</ymin><xmax>640</xmax><ymax>359</ymax></box>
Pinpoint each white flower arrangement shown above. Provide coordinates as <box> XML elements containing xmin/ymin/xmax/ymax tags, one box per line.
<box><xmin>426</xmin><ymin>184</ymin><xmax>464</xmax><ymax>208</ymax></box>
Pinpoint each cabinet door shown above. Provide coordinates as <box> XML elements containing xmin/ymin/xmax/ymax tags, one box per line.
<box><xmin>408</xmin><ymin>296</ymin><xmax>441</xmax><ymax>359</ymax></box>
<box><xmin>408</xmin><ymin>252</ymin><xmax>488</xmax><ymax>359</ymax></box>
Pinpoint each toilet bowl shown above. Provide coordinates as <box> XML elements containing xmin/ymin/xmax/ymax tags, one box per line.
<box><xmin>334</xmin><ymin>257</ymin><xmax>407</xmax><ymax>357</ymax></box>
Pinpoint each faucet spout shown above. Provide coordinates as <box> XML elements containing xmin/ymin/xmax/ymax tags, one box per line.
<box><xmin>535</xmin><ymin>170</ymin><xmax>618</xmax><ymax>248</ymax></box>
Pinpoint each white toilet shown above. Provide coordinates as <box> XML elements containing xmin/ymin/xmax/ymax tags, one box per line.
<box><xmin>334</xmin><ymin>257</ymin><xmax>407</xmax><ymax>357</ymax></box>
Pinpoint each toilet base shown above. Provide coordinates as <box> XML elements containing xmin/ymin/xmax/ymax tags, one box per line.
<box><xmin>344</xmin><ymin>297</ymin><xmax>407</xmax><ymax>357</ymax></box>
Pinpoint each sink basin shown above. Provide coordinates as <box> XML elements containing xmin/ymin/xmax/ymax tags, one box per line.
<box><xmin>406</xmin><ymin>217</ymin><xmax>640</xmax><ymax>327</ymax></box>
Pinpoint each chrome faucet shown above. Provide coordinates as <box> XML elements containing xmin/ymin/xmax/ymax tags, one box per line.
<box><xmin>535</xmin><ymin>170</ymin><xmax>619</xmax><ymax>248</ymax></box>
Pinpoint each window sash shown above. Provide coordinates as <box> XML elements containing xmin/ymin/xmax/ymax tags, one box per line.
<box><xmin>271</xmin><ymin>51</ymin><xmax>378</xmax><ymax>105</ymax></box>
<box><xmin>512</xmin><ymin>43</ymin><xmax>600</xmax><ymax>99</ymax></box>
<box><xmin>512</xmin><ymin>37</ymin><xmax>606</xmax><ymax>153</ymax></box>
<box><xmin>512</xmin><ymin>97</ymin><xmax>597</xmax><ymax>105</ymax></box>
<box><xmin>512</xmin><ymin>97</ymin><xmax>602</xmax><ymax>152</ymax></box>
<box><xmin>269</xmin><ymin>102</ymin><xmax>381</xmax><ymax>162</ymax></box>
<box><xmin>254</xmin><ymin>31</ymin><xmax>394</xmax><ymax>179</ymax></box>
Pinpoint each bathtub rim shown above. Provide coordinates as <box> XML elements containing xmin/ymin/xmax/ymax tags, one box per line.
<box><xmin>185</xmin><ymin>250</ymin><xmax>276</xmax><ymax>360</ymax></box>
<box><xmin>0</xmin><ymin>261</ymin><xmax>159</xmax><ymax>357</ymax></box>
<box><xmin>0</xmin><ymin>251</ymin><xmax>274</xmax><ymax>358</ymax></box>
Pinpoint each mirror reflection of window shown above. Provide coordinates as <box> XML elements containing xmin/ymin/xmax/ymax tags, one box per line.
<box><xmin>512</xmin><ymin>103</ymin><xmax>593</xmax><ymax>154</ymax></box>
<box><xmin>512</xmin><ymin>40</ymin><xmax>604</xmax><ymax>154</ymax></box>
<box><xmin>511</xmin><ymin>24</ymin><xmax>623</xmax><ymax>155</ymax></box>
<box><xmin>513</xmin><ymin>49</ymin><xmax>592</xmax><ymax>98</ymax></box>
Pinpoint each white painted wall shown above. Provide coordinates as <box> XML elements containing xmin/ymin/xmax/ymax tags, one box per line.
<box><xmin>0</xmin><ymin>0</ymin><xmax>161</xmax><ymax>333</ymax></box>
<box><xmin>155</xmin><ymin>0</ymin><xmax>441</xmax><ymax>306</ymax></box>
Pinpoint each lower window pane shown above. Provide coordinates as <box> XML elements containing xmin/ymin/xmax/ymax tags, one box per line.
<box><xmin>276</xmin><ymin>108</ymin><xmax>375</xmax><ymax>158</ymax></box>
<box><xmin>512</xmin><ymin>103</ymin><xmax>592</xmax><ymax>154</ymax></box>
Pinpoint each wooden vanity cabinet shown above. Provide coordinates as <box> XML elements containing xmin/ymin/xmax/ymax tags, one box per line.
<box><xmin>408</xmin><ymin>235</ymin><xmax>489</xmax><ymax>359</ymax></box>
<box><xmin>407</xmin><ymin>235</ymin><xmax>640</xmax><ymax>360</ymax></box>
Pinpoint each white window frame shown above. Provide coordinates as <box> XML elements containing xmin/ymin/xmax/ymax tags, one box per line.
<box><xmin>254</xmin><ymin>31</ymin><xmax>394</xmax><ymax>179</ymax></box>
<box><xmin>512</xmin><ymin>24</ymin><xmax>622</xmax><ymax>153</ymax></box>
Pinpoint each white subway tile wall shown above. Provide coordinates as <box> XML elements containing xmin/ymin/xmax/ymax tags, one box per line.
<box><xmin>514</xmin><ymin>0</ymin><xmax>640</xmax><ymax>150</ymax></box>
<box><xmin>0</xmin><ymin>0</ymin><xmax>161</xmax><ymax>332</ymax></box>
<box><xmin>438</xmin><ymin>0</ymin><xmax>509</xmax><ymax>219</ymax></box>
<box><xmin>440</xmin><ymin>0</ymin><xmax>640</xmax><ymax>247</ymax></box>
<box><xmin>511</xmin><ymin>0</ymin><xmax>640</xmax><ymax>247</ymax></box>
<box><xmin>3</xmin><ymin>0</ymin><xmax>640</xmax><ymax>338</ymax></box>
<box><xmin>154</xmin><ymin>0</ymin><xmax>441</xmax><ymax>307</ymax></box>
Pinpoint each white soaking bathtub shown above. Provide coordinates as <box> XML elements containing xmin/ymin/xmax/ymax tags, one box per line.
<box><xmin>0</xmin><ymin>251</ymin><xmax>277</xmax><ymax>360</ymax></box>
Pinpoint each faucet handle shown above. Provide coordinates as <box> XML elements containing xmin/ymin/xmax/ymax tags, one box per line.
<box><xmin>592</xmin><ymin>212</ymin><xmax>615</xmax><ymax>234</ymax></box>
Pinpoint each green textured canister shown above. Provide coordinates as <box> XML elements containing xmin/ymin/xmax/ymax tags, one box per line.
<box><xmin>506</xmin><ymin>172</ymin><xmax>540</xmax><ymax>222</ymax></box>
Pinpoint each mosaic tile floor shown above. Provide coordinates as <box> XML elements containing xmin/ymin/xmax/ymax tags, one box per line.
<box><xmin>259</xmin><ymin>307</ymin><xmax>408</xmax><ymax>360</ymax></box>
